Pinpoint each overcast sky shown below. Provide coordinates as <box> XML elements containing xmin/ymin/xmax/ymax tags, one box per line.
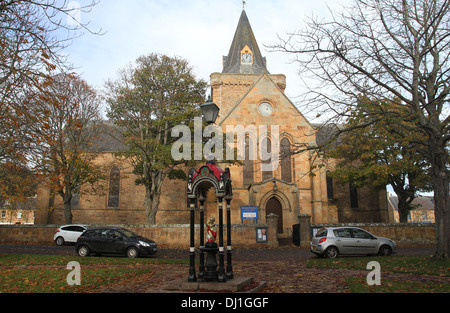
<box><xmin>63</xmin><ymin>0</ymin><xmax>413</xmax><ymax>196</ymax></box>
<box><xmin>65</xmin><ymin>0</ymin><xmax>349</xmax><ymax>108</ymax></box>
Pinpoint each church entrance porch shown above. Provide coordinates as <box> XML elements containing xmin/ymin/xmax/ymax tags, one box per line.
<box><xmin>265</xmin><ymin>197</ymin><xmax>283</xmax><ymax>234</ymax></box>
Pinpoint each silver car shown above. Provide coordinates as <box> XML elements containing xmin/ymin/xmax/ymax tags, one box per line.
<box><xmin>310</xmin><ymin>227</ymin><xmax>396</xmax><ymax>258</ymax></box>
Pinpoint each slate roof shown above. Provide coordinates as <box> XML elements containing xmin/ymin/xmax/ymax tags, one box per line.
<box><xmin>222</xmin><ymin>10</ymin><xmax>269</xmax><ymax>74</ymax></box>
<box><xmin>88</xmin><ymin>121</ymin><xmax>128</xmax><ymax>153</ymax></box>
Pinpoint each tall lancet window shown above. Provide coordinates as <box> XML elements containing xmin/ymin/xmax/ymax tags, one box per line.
<box><xmin>262</xmin><ymin>137</ymin><xmax>273</xmax><ymax>181</ymax></box>
<box><xmin>280</xmin><ymin>138</ymin><xmax>292</xmax><ymax>182</ymax></box>
<box><xmin>243</xmin><ymin>136</ymin><xmax>254</xmax><ymax>186</ymax></box>
<box><xmin>326</xmin><ymin>171</ymin><xmax>334</xmax><ymax>200</ymax></box>
<box><xmin>108</xmin><ymin>166</ymin><xmax>120</xmax><ymax>208</ymax></box>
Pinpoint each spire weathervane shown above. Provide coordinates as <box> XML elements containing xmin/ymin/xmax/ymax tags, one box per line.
<box><xmin>242</xmin><ymin>0</ymin><xmax>246</xmax><ymax>9</ymax></box>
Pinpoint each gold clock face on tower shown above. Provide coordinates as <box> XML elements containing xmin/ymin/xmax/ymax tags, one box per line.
<box><xmin>258</xmin><ymin>102</ymin><xmax>273</xmax><ymax>116</ymax></box>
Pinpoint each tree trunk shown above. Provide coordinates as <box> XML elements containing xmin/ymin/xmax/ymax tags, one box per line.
<box><xmin>59</xmin><ymin>186</ymin><xmax>73</xmax><ymax>224</ymax></box>
<box><xmin>63</xmin><ymin>194</ymin><xmax>73</xmax><ymax>225</ymax></box>
<box><xmin>144</xmin><ymin>188</ymin><xmax>161</xmax><ymax>225</ymax></box>
<box><xmin>397</xmin><ymin>199</ymin><xmax>410</xmax><ymax>223</ymax></box>
<box><xmin>432</xmin><ymin>151</ymin><xmax>450</xmax><ymax>260</ymax></box>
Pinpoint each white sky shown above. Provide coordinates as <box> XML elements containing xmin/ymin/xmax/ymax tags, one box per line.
<box><xmin>65</xmin><ymin>0</ymin><xmax>349</xmax><ymax>107</ymax></box>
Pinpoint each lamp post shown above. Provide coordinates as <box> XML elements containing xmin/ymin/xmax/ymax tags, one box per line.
<box><xmin>201</xmin><ymin>96</ymin><xmax>227</xmax><ymax>282</ymax></box>
<box><xmin>187</xmin><ymin>96</ymin><xmax>221</xmax><ymax>282</ymax></box>
<box><xmin>187</xmin><ymin>96</ymin><xmax>233</xmax><ymax>284</ymax></box>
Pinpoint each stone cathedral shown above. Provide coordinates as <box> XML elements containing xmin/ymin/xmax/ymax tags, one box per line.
<box><xmin>36</xmin><ymin>10</ymin><xmax>391</xmax><ymax>238</ymax></box>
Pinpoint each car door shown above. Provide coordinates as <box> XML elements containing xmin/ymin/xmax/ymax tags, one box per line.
<box><xmin>62</xmin><ymin>226</ymin><xmax>80</xmax><ymax>243</ymax></box>
<box><xmin>350</xmin><ymin>228</ymin><xmax>378</xmax><ymax>255</ymax></box>
<box><xmin>103</xmin><ymin>230</ymin><xmax>126</xmax><ymax>254</ymax></box>
<box><xmin>67</xmin><ymin>226</ymin><xmax>85</xmax><ymax>242</ymax></box>
<box><xmin>332</xmin><ymin>228</ymin><xmax>356</xmax><ymax>255</ymax></box>
<box><xmin>87</xmin><ymin>229</ymin><xmax>107</xmax><ymax>252</ymax></box>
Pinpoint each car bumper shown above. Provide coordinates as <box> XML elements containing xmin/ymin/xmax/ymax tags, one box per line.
<box><xmin>310</xmin><ymin>243</ymin><xmax>325</xmax><ymax>255</ymax></box>
<box><xmin>138</xmin><ymin>245</ymin><xmax>158</xmax><ymax>256</ymax></box>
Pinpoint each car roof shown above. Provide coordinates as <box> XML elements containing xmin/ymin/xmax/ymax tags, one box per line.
<box><xmin>60</xmin><ymin>224</ymin><xmax>90</xmax><ymax>227</ymax></box>
<box><xmin>325</xmin><ymin>226</ymin><xmax>368</xmax><ymax>231</ymax></box>
<box><xmin>85</xmin><ymin>227</ymin><xmax>123</xmax><ymax>231</ymax></box>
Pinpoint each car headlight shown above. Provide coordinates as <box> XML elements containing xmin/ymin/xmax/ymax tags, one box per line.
<box><xmin>139</xmin><ymin>241</ymin><xmax>150</xmax><ymax>247</ymax></box>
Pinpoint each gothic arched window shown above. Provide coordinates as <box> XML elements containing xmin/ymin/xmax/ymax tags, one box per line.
<box><xmin>108</xmin><ymin>166</ymin><xmax>120</xmax><ymax>208</ymax></box>
<box><xmin>280</xmin><ymin>138</ymin><xmax>292</xmax><ymax>182</ymax></box>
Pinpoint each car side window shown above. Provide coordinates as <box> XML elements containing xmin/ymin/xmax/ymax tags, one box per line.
<box><xmin>352</xmin><ymin>229</ymin><xmax>373</xmax><ymax>239</ymax></box>
<box><xmin>106</xmin><ymin>230</ymin><xmax>122</xmax><ymax>239</ymax></box>
<box><xmin>333</xmin><ymin>228</ymin><xmax>352</xmax><ymax>238</ymax></box>
<box><xmin>88</xmin><ymin>230</ymin><xmax>102</xmax><ymax>238</ymax></box>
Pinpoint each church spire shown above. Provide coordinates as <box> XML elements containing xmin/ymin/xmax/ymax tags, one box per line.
<box><xmin>222</xmin><ymin>9</ymin><xmax>269</xmax><ymax>74</ymax></box>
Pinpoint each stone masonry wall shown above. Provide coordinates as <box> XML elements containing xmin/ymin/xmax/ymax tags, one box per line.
<box><xmin>0</xmin><ymin>222</ymin><xmax>435</xmax><ymax>247</ymax></box>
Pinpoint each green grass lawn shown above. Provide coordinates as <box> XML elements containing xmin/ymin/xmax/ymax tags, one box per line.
<box><xmin>307</xmin><ymin>255</ymin><xmax>450</xmax><ymax>293</ymax></box>
<box><xmin>0</xmin><ymin>254</ymin><xmax>187</xmax><ymax>293</ymax></box>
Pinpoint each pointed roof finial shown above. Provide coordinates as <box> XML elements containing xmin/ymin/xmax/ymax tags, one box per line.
<box><xmin>242</xmin><ymin>0</ymin><xmax>246</xmax><ymax>10</ymax></box>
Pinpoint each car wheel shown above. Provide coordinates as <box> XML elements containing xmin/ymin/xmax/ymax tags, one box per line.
<box><xmin>378</xmin><ymin>245</ymin><xmax>392</xmax><ymax>256</ymax></box>
<box><xmin>77</xmin><ymin>245</ymin><xmax>90</xmax><ymax>257</ymax></box>
<box><xmin>324</xmin><ymin>246</ymin><xmax>339</xmax><ymax>259</ymax></box>
<box><xmin>55</xmin><ymin>237</ymin><xmax>65</xmax><ymax>246</ymax></box>
<box><xmin>126</xmin><ymin>247</ymin><xmax>139</xmax><ymax>258</ymax></box>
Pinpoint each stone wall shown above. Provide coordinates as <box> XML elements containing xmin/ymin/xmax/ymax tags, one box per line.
<box><xmin>0</xmin><ymin>223</ymin><xmax>271</xmax><ymax>247</ymax></box>
<box><xmin>312</xmin><ymin>223</ymin><xmax>435</xmax><ymax>246</ymax></box>
<box><xmin>0</xmin><ymin>221</ymin><xmax>435</xmax><ymax>247</ymax></box>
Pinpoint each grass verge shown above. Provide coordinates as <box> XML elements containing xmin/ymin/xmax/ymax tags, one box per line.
<box><xmin>0</xmin><ymin>254</ymin><xmax>187</xmax><ymax>293</ymax></box>
<box><xmin>307</xmin><ymin>255</ymin><xmax>449</xmax><ymax>293</ymax></box>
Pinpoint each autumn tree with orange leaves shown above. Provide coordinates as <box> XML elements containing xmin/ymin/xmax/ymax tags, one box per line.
<box><xmin>0</xmin><ymin>1</ymin><xmax>101</xmax><ymax>222</ymax></box>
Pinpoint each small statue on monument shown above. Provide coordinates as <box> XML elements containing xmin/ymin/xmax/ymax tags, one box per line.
<box><xmin>206</xmin><ymin>217</ymin><xmax>217</xmax><ymax>243</ymax></box>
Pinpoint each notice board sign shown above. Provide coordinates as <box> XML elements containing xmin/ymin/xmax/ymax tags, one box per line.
<box><xmin>240</xmin><ymin>206</ymin><xmax>258</xmax><ymax>220</ymax></box>
<box><xmin>256</xmin><ymin>227</ymin><xmax>268</xmax><ymax>243</ymax></box>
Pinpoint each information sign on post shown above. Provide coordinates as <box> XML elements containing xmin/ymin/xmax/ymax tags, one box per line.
<box><xmin>240</xmin><ymin>206</ymin><xmax>258</xmax><ymax>222</ymax></box>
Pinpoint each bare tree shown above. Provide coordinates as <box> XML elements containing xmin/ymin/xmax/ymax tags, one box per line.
<box><xmin>271</xmin><ymin>0</ymin><xmax>449</xmax><ymax>259</ymax></box>
<box><xmin>0</xmin><ymin>0</ymin><xmax>102</xmax><ymax>166</ymax></box>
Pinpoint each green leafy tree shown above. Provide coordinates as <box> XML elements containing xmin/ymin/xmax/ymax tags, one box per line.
<box><xmin>105</xmin><ymin>53</ymin><xmax>208</xmax><ymax>224</ymax></box>
<box><xmin>327</xmin><ymin>97</ymin><xmax>432</xmax><ymax>222</ymax></box>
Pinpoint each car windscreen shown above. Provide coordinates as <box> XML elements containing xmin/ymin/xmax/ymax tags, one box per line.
<box><xmin>120</xmin><ymin>229</ymin><xmax>139</xmax><ymax>238</ymax></box>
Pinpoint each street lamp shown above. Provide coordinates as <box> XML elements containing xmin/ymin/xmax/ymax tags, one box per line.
<box><xmin>200</xmin><ymin>95</ymin><xmax>220</xmax><ymax>125</ymax></box>
<box><xmin>201</xmin><ymin>96</ymin><xmax>220</xmax><ymax>165</ymax></box>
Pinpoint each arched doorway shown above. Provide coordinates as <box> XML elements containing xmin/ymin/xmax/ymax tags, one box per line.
<box><xmin>266</xmin><ymin>197</ymin><xmax>283</xmax><ymax>234</ymax></box>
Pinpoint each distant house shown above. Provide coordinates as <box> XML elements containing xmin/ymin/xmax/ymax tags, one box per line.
<box><xmin>0</xmin><ymin>197</ymin><xmax>36</xmax><ymax>225</ymax></box>
<box><xmin>388</xmin><ymin>195</ymin><xmax>435</xmax><ymax>223</ymax></box>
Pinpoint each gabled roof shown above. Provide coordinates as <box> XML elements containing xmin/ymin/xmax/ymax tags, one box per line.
<box><xmin>222</xmin><ymin>10</ymin><xmax>269</xmax><ymax>74</ymax></box>
<box><xmin>218</xmin><ymin>73</ymin><xmax>316</xmax><ymax>136</ymax></box>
